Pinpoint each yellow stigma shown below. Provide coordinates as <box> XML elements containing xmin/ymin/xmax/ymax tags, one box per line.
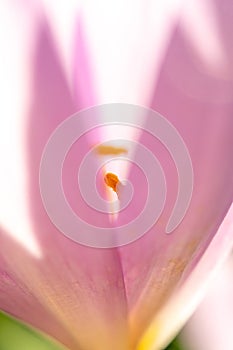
<box><xmin>104</xmin><ymin>172</ymin><xmax>119</xmax><ymax>193</ymax></box>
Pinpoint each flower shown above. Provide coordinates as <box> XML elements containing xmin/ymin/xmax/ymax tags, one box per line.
<box><xmin>0</xmin><ymin>1</ymin><xmax>233</xmax><ymax>350</ymax></box>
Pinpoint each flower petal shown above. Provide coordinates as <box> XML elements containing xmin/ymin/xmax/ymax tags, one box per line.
<box><xmin>137</xmin><ymin>203</ymin><xmax>233</xmax><ymax>350</ymax></box>
<box><xmin>180</xmin><ymin>254</ymin><xmax>233</xmax><ymax>350</ymax></box>
<box><xmin>0</xmin><ymin>4</ymin><xmax>128</xmax><ymax>350</ymax></box>
<box><xmin>114</xmin><ymin>1</ymin><xmax>233</xmax><ymax>346</ymax></box>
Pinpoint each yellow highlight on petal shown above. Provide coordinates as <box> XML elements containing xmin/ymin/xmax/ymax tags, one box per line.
<box><xmin>137</xmin><ymin>323</ymin><xmax>159</xmax><ymax>350</ymax></box>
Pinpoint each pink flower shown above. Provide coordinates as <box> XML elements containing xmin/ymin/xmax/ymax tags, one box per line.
<box><xmin>0</xmin><ymin>1</ymin><xmax>232</xmax><ymax>350</ymax></box>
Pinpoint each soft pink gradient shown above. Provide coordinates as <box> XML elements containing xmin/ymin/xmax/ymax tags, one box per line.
<box><xmin>0</xmin><ymin>1</ymin><xmax>233</xmax><ymax>350</ymax></box>
<box><xmin>122</xmin><ymin>11</ymin><xmax>233</xmax><ymax>345</ymax></box>
<box><xmin>0</xmin><ymin>8</ymin><xmax>128</xmax><ymax>350</ymax></box>
<box><xmin>180</xmin><ymin>254</ymin><xmax>233</xmax><ymax>350</ymax></box>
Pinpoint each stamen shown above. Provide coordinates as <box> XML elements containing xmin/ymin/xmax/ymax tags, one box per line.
<box><xmin>96</xmin><ymin>145</ymin><xmax>127</xmax><ymax>156</ymax></box>
<box><xmin>104</xmin><ymin>172</ymin><xmax>119</xmax><ymax>193</ymax></box>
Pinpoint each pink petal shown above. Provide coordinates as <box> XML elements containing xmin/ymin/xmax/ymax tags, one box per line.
<box><xmin>114</xmin><ymin>1</ymin><xmax>233</xmax><ymax>346</ymax></box>
<box><xmin>0</xmin><ymin>6</ymin><xmax>128</xmax><ymax>350</ymax></box>
<box><xmin>136</xmin><ymin>203</ymin><xmax>233</xmax><ymax>350</ymax></box>
<box><xmin>180</xmin><ymin>254</ymin><xmax>233</xmax><ymax>350</ymax></box>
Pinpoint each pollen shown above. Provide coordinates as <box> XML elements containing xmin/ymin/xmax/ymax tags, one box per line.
<box><xmin>104</xmin><ymin>172</ymin><xmax>120</xmax><ymax>193</ymax></box>
<box><xmin>96</xmin><ymin>145</ymin><xmax>127</xmax><ymax>156</ymax></box>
